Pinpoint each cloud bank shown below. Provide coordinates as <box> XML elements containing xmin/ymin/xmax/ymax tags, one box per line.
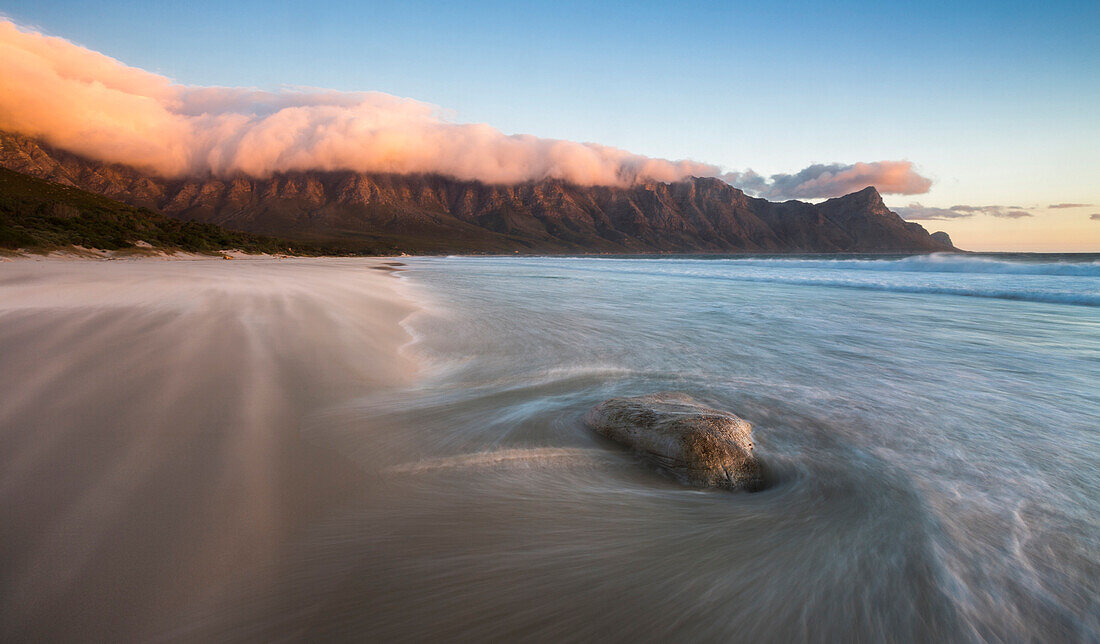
<box><xmin>0</xmin><ymin>19</ymin><xmax>932</xmax><ymax>197</ymax></box>
<box><xmin>894</xmin><ymin>203</ymin><xmax>1034</xmax><ymax>220</ymax></box>
<box><xmin>1049</xmin><ymin>203</ymin><xmax>1092</xmax><ymax>209</ymax></box>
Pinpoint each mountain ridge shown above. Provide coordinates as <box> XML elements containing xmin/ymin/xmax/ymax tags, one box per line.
<box><xmin>0</xmin><ymin>166</ymin><xmax>317</xmax><ymax>254</ymax></box>
<box><xmin>0</xmin><ymin>131</ymin><xmax>955</xmax><ymax>254</ymax></box>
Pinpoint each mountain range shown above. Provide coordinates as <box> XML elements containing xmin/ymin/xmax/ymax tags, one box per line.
<box><xmin>0</xmin><ymin>131</ymin><xmax>953</xmax><ymax>254</ymax></box>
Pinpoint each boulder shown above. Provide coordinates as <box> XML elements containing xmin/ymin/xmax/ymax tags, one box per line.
<box><xmin>584</xmin><ymin>393</ymin><xmax>764</xmax><ymax>491</ymax></box>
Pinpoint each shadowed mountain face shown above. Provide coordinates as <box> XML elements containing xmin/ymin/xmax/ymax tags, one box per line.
<box><xmin>0</xmin><ymin>167</ymin><xmax>316</xmax><ymax>254</ymax></box>
<box><xmin>0</xmin><ymin>131</ymin><xmax>953</xmax><ymax>254</ymax></box>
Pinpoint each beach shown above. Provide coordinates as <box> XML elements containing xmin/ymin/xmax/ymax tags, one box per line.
<box><xmin>1</xmin><ymin>253</ymin><xmax>1098</xmax><ymax>641</ymax></box>
<box><xmin>0</xmin><ymin>256</ymin><xmax>417</xmax><ymax>640</ymax></box>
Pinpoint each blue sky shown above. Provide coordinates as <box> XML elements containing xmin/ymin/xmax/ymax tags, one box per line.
<box><xmin>3</xmin><ymin>0</ymin><xmax>1099</xmax><ymax>249</ymax></box>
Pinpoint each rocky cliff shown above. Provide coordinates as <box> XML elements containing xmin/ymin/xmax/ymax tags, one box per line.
<box><xmin>0</xmin><ymin>131</ymin><xmax>954</xmax><ymax>254</ymax></box>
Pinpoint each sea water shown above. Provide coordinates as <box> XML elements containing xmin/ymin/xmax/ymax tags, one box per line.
<box><xmin>283</xmin><ymin>253</ymin><xmax>1098</xmax><ymax>641</ymax></box>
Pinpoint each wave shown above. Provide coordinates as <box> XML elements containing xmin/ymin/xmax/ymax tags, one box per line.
<box><xmin>537</xmin><ymin>253</ymin><xmax>1100</xmax><ymax>277</ymax></box>
<box><xmin>715</xmin><ymin>274</ymin><xmax>1100</xmax><ymax>306</ymax></box>
<box><xmin>712</xmin><ymin>254</ymin><xmax>1100</xmax><ymax>277</ymax></box>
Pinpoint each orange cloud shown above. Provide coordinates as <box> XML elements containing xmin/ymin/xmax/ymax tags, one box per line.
<box><xmin>0</xmin><ymin>19</ymin><xmax>720</xmax><ymax>184</ymax></box>
<box><xmin>0</xmin><ymin>19</ymin><xmax>934</xmax><ymax>196</ymax></box>
<box><xmin>727</xmin><ymin>162</ymin><xmax>932</xmax><ymax>200</ymax></box>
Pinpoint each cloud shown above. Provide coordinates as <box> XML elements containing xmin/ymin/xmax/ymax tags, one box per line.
<box><xmin>891</xmin><ymin>203</ymin><xmax>974</xmax><ymax>220</ymax></box>
<box><xmin>1048</xmin><ymin>203</ymin><xmax>1092</xmax><ymax>209</ymax></box>
<box><xmin>1090</xmin><ymin>214</ymin><xmax>1100</xmax><ymax>221</ymax></box>
<box><xmin>949</xmin><ymin>205</ymin><xmax>1032</xmax><ymax>218</ymax></box>
<box><xmin>725</xmin><ymin>161</ymin><xmax>931</xmax><ymax>200</ymax></box>
<box><xmin>0</xmin><ymin>19</ymin><xmax>933</xmax><ymax>195</ymax></box>
<box><xmin>893</xmin><ymin>203</ymin><xmax>1033</xmax><ymax>220</ymax></box>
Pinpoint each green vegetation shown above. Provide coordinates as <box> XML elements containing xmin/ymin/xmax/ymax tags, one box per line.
<box><xmin>0</xmin><ymin>167</ymin><xmax>322</xmax><ymax>254</ymax></box>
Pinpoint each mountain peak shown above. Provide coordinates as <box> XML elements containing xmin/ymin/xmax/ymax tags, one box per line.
<box><xmin>840</xmin><ymin>185</ymin><xmax>884</xmax><ymax>203</ymax></box>
<box><xmin>817</xmin><ymin>185</ymin><xmax>891</xmax><ymax>218</ymax></box>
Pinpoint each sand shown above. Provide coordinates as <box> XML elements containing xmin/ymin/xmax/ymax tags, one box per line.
<box><xmin>0</xmin><ymin>256</ymin><xmax>417</xmax><ymax>641</ymax></box>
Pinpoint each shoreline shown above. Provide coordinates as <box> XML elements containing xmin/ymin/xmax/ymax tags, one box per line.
<box><xmin>0</xmin><ymin>246</ymin><xmax>411</xmax><ymax>262</ymax></box>
<box><xmin>2</xmin><ymin>254</ymin><xmax>1096</xmax><ymax>640</ymax></box>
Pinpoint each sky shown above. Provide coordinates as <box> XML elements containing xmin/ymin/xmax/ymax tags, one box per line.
<box><xmin>1</xmin><ymin>0</ymin><xmax>1098</xmax><ymax>251</ymax></box>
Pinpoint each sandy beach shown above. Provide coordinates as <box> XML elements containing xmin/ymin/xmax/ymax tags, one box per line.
<box><xmin>0</xmin><ymin>256</ymin><xmax>417</xmax><ymax>640</ymax></box>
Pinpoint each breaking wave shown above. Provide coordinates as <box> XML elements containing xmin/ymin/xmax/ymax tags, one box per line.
<box><xmin>694</xmin><ymin>274</ymin><xmax>1100</xmax><ymax>306</ymax></box>
<box><xmin>714</xmin><ymin>253</ymin><xmax>1100</xmax><ymax>277</ymax></box>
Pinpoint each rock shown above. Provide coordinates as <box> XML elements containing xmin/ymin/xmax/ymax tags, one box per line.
<box><xmin>930</xmin><ymin>231</ymin><xmax>953</xmax><ymax>248</ymax></box>
<box><xmin>584</xmin><ymin>393</ymin><xmax>764</xmax><ymax>491</ymax></box>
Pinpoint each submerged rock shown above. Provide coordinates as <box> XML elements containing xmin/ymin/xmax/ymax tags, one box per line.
<box><xmin>584</xmin><ymin>393</ymin><xmax>764</xmax><ymax>491</ymax></box>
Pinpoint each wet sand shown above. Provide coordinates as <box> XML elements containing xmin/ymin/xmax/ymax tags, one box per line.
<box><xmin>0</xmin><ymin>257</ymin><xmax>416</xmax><ymax>641</ymax></box>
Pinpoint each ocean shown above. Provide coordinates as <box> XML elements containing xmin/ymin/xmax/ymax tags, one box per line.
<box><xmin>1</xmin><ymin>253</ymin><xmax>1097</xmax><ymax>641</ymax></box>
<box><xmin>315</xmin><ymin>252</ymin><xmax>1098</xmax><ymax>641</ymax></box>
